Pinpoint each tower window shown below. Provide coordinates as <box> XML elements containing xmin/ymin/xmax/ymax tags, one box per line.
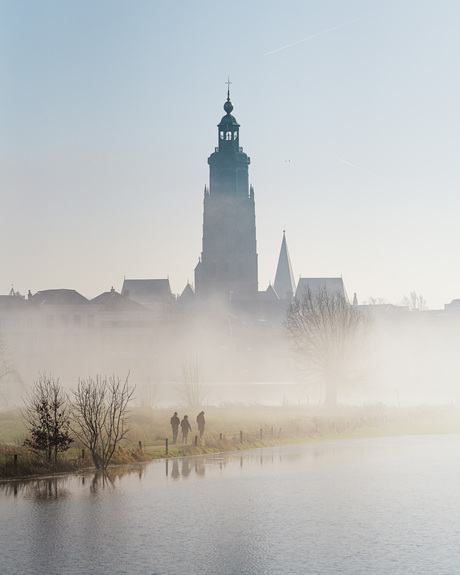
<box><xmin>220</xmin><ymin>131</ymin><xmax>224</xmax><ymax>140</ymax></box>
<box><xmin>233</xmin><ymin>131</ymin><xmax>237</xmax><ymax>140</ymax></box>
<box><xmin>226</xmin><ymin>131</ymin><xmax>232</xmax><ymax>140</ymax></box>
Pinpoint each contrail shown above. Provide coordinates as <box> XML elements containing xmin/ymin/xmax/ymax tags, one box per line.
<box><xmin>263</xmin><ymin>14</ymin><xmax>372</xmax><ymax>57</ymax></box>
<box><xmin>339</xmin><ymin>158</ymin><xmax>379</xmax><ymax>179</ymax></box>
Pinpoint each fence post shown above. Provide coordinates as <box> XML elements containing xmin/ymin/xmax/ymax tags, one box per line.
<box><xmin>81</xmin><ymin>449</ymin><xmax>85</xmax><ymax>460</ymax></box>
<box><xmin>271</xmin><ymin>426</ymin><xmax>274</xmax><ymax>438</ymax></box>
<box><xmin>13</xmin><ymin>454</ymin><xmax>18</xmax><ymax>469</ymax></box>
<box><xmin>195</xmin><ymin>435</ymin><xmax>198</xmax><ymax>445</ymax></box>
<box><xmin>165</xmin><ymin>438</ymin><xmax>169</xmax><ymax>456</ymax></box>
<box><xmin>219</xmin><ymin>432</ymin><xmax>222</xmax><ymax>441</ymax></box>
<box><xmin>260</xmin><ymin>428</ymin><xmax>263</xmax><ymax>440</ymax></box>
<box><xmin>138</xmin><ymin>441</ymin><xmax>143</xmax><ymax>450</ymax></box>
<box><xmin>240</xmin><ymin>430</ymin><xmax>243</xmax><ymax>444</ymax></box>
<box><xmin>278</xmin><ymin>427</ymin><xmax>282</xmax><ymax>438</ymax></box>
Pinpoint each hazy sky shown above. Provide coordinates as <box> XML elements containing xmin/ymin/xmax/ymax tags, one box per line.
<box><xmin>2</xmin><ymin>0</ymin><xmax>459</xmax><ymax>309</ymax></box>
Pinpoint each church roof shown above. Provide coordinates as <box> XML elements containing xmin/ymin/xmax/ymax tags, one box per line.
<box><xmin>179</xmin><ymin>283</ymin><xmax>195</xmax><ymax>302</ymax></box>
<box><xmin>0</xmin><ymin>295</ymin><xmax>29</xmax><ymax>309</ymax></box>
<box><xmin>218</xmin><ymin>90</ymin><xmax>240</xmax><ymax>128</ymax></box>
<box><xmin>259</xmin><ymin>284</ymin><xmax>280</xmax><ymax>301</ymax></box>
<box><xmin>91</xmin><ymin>289</ymin><xmax>148</xmax><ymax>312</ymax></box>
<box><xmin>273</xmin><ymin>232</ymin><xmax>296</xmax><ymax>300</ymax></box>
<box><xmin>31</xmin><ymin>289</ymin><xmax>90</xmax><ymax>305</ymax></box>
<box><xmin>121</xmin><ymin>279</ymin><xmax>173</xmax><ymax>305</ymax></box>
<box><xmin>218</xmin><ymin>113</ymin><xmax>239</xmax><ymax>128</ymax></box>
<box><xmin>295</xmin><ymin>277</ymin><xmax>348</xmax><ymax>301</ymax></box>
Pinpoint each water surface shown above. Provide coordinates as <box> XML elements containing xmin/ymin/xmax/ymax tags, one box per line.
<box><xmin>1</xmin><ymin>435</ymin><xmax>459</xmax><ymax>575</ymax></box>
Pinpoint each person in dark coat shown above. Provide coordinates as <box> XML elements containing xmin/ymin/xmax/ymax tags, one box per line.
<box><xmin>196</xmin><ymin>411</ymin><xmax>205</xmax><ymax>438</ymax></box>
<box><xmin>181</xmin><ymin>415</ymin><xmax>192</xmax><ymax>444</ymax></box>
<box><xmin>170</xmin><ymin>412</ymin><xmax>180</xmax><ymax>444</ymax></box>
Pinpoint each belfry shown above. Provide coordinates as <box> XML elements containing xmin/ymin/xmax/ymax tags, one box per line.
<box><xmin>194</xmin><ymin>86</ymin><xmax>258</xmax><ymax>301</ymax></box>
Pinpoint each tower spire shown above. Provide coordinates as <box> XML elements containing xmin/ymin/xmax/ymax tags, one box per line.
<box><xmin>226</xmin><ymin>76</ymin><xmax>232</xmax><ymax>101</ymax></box>
<box><xmin>223</xmin><ymin>77</ymin><xmax>234</xmax><ymax>115</ymax></box>
<box><xmin>274</xmin><ymin>231</ymin><xmax>296</xmax><ymax>300</ymax></box>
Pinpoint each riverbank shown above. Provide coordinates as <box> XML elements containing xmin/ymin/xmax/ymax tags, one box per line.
<box><xmin>1</xmin><ymin>403</ymin><xmax>459</xmax><ymax>480</ymax></box>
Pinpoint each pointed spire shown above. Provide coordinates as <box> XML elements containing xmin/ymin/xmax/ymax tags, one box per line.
<box><xmin>224</xmin><ymin>77</ymin><xmax>234</xmax><ymax>114</ymax></box>
<box><xmin>226</xmin><ymin>76</ymin><xmax>232</xmax><ymax>100</ymax></box>
<box><xmin>274</xmin><ymin>231</ymin><xmax>296</xmax><ymax>300</ymax></box>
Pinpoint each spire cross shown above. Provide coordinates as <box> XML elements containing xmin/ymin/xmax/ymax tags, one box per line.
<box><xmin>226</xmin><ymin>76</ymin><xmax>232</xmax><ymax>98</ymax></box>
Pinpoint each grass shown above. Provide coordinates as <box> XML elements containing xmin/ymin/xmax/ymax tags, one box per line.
<box><xmin>0</xmin><ymin>442</ymin><xmax>149</xmax><ymax>480</ymax></box>
<box><xmin>0</xmin><ymin>408</ymin><xmax>26</xmax><ymax>445</ymax></box>
<box><xmin>1</xmin><ymin>403</ymin><xmax>459</xmax><ymax>480</ymax></box>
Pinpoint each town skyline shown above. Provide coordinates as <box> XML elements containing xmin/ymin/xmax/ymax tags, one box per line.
<box><xmin>2</xmin><ymin>1</ymin><xmax>460</xmax><ymax>309</ymax></box>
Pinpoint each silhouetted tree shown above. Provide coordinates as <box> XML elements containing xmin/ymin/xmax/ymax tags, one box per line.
<box><xmin>136</xmin><ymin>378</ymin><xmax>161</xmax><ymax>411</ymax></box>
<box><xmin>175</xmin><ymin>356</ymin><xmax>208</xmax><ymax>409</ymax></box>
<box><xmin>401</xmin><ymin>291</ymin><xmax>427</xmax><ymax>311</ymax></box>
<box><xmin>70</xmin><ymin>374</ymin><xmax>134</xmax><ymax>470</ymax></box>
<box><xmin>0</xmin><ymin>337</ymin><xmax>21</xmax><ymax>386</ymax></box>
<box><xmin>364</xmin><ymin>296</ymin><xmax>388</xmax><ymax>305</ymax></box>
<box><xmin>286</xmin><ymin>287</ymin><xmax>371</xmax><ymax>406</ymax></box>
<box><xmin>23</xmin><ymin>374</ymin><xmax>73</xmax><ymax>464</ymax></box>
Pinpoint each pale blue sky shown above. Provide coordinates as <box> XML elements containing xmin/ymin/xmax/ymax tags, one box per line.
<box><xmin>2</xmin><ymin>1</ymin><xmax>459</xmax><ymax>308</ymax></box>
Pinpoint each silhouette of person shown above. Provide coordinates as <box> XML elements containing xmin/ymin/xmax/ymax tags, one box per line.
<box><xmin>195</xmin><ymin>459</ymin><xmax>205</xmax><ymax>477</ymax></box>
<box><xmin>171</xmin><ymin>459</ymin><xmax>180</xmax><ymax>480</ymax></box>
<box><xmin>181</xmin><ymin>459</ymin><xmax>192</xmax><ymax>478</ymax></box>
<box><xmin>196</xmin><ymin>411</ymin><xmax>205</xmax><ymax>438</ymax></box>
<box><xmin>170</xmin><ymin>412</ymin><xmax>180</xmax><ymax>444</ymax></box>
<box><xmin>181</xmin><ymin>415</ymin><xmax>192</xmax><ymax>444</ymax></box>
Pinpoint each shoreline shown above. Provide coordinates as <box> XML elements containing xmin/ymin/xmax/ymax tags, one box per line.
<box><xmin>2</xmin><ymin>404</ymin><xmax>460</xmax><ymax>482</ymax></box>
<box><xmin>3</xmin><ymin>410</ymin><xmax>460</xmax><ymax>483</ymax></box>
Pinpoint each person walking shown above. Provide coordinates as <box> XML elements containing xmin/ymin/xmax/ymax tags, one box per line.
<box><xmin>196</xmin><ymin>411</ymin><xmax>205</xmax><ymax>438</ymax></box>
<box><xmin>181</xmin><ymin>415</ymin><xmax>192</xmax><ymax>444</ymax></box>
<box><xmin>170</xmin><ymin>412</ymin><xmax>180</xmax><ymax>444</ymax></box>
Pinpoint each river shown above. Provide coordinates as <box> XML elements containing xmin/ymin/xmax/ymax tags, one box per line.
<box><xmin>1</xmin><ymin>434</ymin><xmax>459</xmax><ymax>575</ymax></box>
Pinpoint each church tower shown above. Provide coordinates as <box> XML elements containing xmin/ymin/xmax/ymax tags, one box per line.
<box><xmin>194</xmin><ymin>87</ymin><xmax>258</xmax><ymax>301</ymax></box>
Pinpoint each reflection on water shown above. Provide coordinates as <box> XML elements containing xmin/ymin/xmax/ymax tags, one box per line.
<box><xmin>0</xmin><ymin>464</ymin><xmax>148</xmax><ymax>500</ymax></box>
<box><xmin>166</xmin><ymin>457</ymin><xmax>207</xmax><ymax>480</ymax></box>
<box><xmin>0</xmin><ymin>476</ymin><xmax>70</xmax><ymax>501</ymax></box>
<box><xmin>85</xmin><ymin>465</ymin><xmax>146</xmax><ymax>493</ymax></box>
<box><xmin>1</xmin><ymin>436</ymin><xmax>460</xmax><ymax>575</ymax></box>
<box><xmin>0</xmin><ymin>448</ymin><xmax>320</xmax><ymax>498</ymax></box>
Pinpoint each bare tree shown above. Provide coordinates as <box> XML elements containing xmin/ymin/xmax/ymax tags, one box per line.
<box><xmin>364</xmin><ymin>296</ymin><xmax>388</xmax><ymax>305</ymax></box>
<box><xmin>286</xmin><ymin>287</ymin><xmax>371</xmax><ymax>406</ymax></box>
<box><xmin>401</xmin><ymin>291</ymin><xmax>428</xmax><ymax>311</ymax></box>
<box><xmin>135</xmin><ymin>378</ymin><xmax>161</xmax><ymax>410</ymax></box>
<box><xmin>175</xmin><ymin>356</ymin><xmax>208</xmax><ymax>409</ymax></box>
<box><xmin>0</xmin><ymin>338</ymin><xmax>13</xmax><ymax>382</ymax></box>
<box><xmin>70</xmin><ymin>374</ymin><xmax>134</xmax><ymax>470</ymax></box>
<box><xmin>0</xmin><ymin>336</ymin><xmax>22</xmax><ymax>387</ymax></box>
<box><xmin>23</xmin><ymin>374</ymin><xmax>73</xmax><ymax>464</ymax></box>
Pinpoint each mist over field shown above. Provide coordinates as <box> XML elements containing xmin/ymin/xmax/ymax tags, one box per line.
<box><xmin>1</xmin><ymin>298</ymin><xmax>459</xmax><ymax>410</ymax></box>
<box><xmin>2</xmin><ymin>3</ymin><xmax>460</xmax><ymax>575</ymax></box>
<box><xmin>2</xmin><ymin>2</ymin><xmax>460</xmax><ymax>416</ymax></box>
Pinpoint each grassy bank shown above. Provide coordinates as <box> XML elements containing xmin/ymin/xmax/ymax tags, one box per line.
<box><xmin>1</xmin><ymin>403</ymin><xmax>459</xmax><ymax>480</ymax></box>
